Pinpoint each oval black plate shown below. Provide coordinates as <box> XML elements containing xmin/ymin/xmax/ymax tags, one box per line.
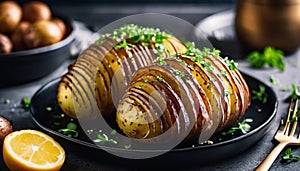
<box><xmin>30</xmin><ymin>73</ymin><xmax>277</xmax><ymax>166</ymax></box>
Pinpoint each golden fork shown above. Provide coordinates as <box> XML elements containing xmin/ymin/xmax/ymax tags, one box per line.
<box><xmin>256</xmin><ymin>98</ymin><xmax>299</xmax><ymax>171</ymax></box>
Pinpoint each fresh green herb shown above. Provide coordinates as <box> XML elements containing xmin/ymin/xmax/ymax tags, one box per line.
<box><xmin>282</xmin><ymin>148</ymin><xmax>300</xmax><ymax>162</ymax></box>
<box><xmin>269</xmin><ymin>75</ymin><xmax>280</xmax><ymax>87</ymax></box>
<box><xmin>246</xmin><ymin>46</ymin><xmax>285</xmax><ymax>71</ymax></box>
<box><xmin>290</xmin><ymin>109</ymin><xmax>300</xmax><ymax>123</ymax></box>
<box><xmin>138</xmin><ymin>84</ymin><xmax>144</xmax><ymax>88</ymax></box>
<box><xmin>184</xmin><ymin>42</ymin><xmax>220</xmax><ymax>58</ymax></box>
<box><xmin>225</xmin><ymin>90</ymin><xmax>233</xmax><ymax>96</ymax></box>
<box><xmin>200</xmin><ymin>61</ymin><xmax>214</xmax><ymax>73</ymax></box>
<box><xmin>95</xmin><ymin>24</ymin><xmax>169</xmax><ymax>51</ymax></box>
<box><xmin>110</xmin><ymin>129</ymin><xmax>117</xmax><ymax>135</ymax></box>
<box><xmin>221</xmin><ymin>70</ymin><xmax>227</xmax><ymax>76</ymax></box>
<box><xmin>94</xmin><ymin>133</ymin><xmax>117</xmax><ymax>144</ymax></box>
<box><xmin>221</xmin><ymin>118</ymin><xmax>253</xmax><ymax>136</ymax></box>
<box><xmin>156</xmin><ymin>76</ymin><xmax>163</xmax><ymax>82</ymax></box>
<box><xmin>115</xmin><ymin>39</ymin><xmax>129</xmax><ymax>49</ymax></box>
<box><xmin>144</xmin><ymin>79</ymin><xmax>149</xmax><ymax>83</ymax></box>
<box><xmin>95</xmin><ymin>35</ymin><xmax>106</xmax><ymax>45</ymax></box>
<box><xmin>58</xmin><ymin>122</ymin><xmax>79</xmax><ymax>138</ymax></box>
<box><xmin>224</xmin><ymin>57</ymin><xmax>238</xmax><ymax>70</ymax></box>
<box><xmin>22</xmin><ymin>97</ymin><xmax>30</xmax><ymax>109</ymax></box>
<box><xmin>289</xmin><ymin>84</ymin><xmax>300</xmax><ymax>100</ymax></box>
<box><xmin>252</xmin><ymin>85</ymin><xmax>268</xmax><ymax>103</ymax></box>
<box><xmin>174</xmin><ymin>69</ymin><xmax>189</xmax><ymax>79</ymax></box>
<box><xmin>45</xmin><ymin>106</ymin><xmax>52</xmax><ymax>112</ymax></box>
<box><xmin>4</xmin><ymin>99</ymin><xmax>10</xmax><ymax>104</ymax></box>
<box><xmin>154</xmin><ymin>55</ymin><xmax>167</xmax><ymax>66</ymax></box>
<box><xmin>280</xmin><ymin>86</ymin><xmax>289</xmax><ymax>92</ymax></box>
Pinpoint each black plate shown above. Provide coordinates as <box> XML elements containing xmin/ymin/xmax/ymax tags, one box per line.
<box><xmin>30</xmin><ymin>72</ymin><xmax>278</xmax><ymax>166</ymax></box>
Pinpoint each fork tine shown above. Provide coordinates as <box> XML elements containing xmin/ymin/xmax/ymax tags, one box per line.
<box><xmin>283</xmin><ymin>98</ymin><xmax>294</xmax><ymax>135</ymax></box>
<box><xmin>289</xmin><ymin>98</ymin><xmax>298</xmax><ymax>136</ymax></box>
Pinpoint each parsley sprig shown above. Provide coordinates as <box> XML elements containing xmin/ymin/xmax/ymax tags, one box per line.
<box><xmin>221</xmin><ymin>118</ymin><xmax>253</xmax><ymax>136</ymax></box>
<box><xmin>282</xmin><ymin>148</ymin><xmax>300</xmax><ymax>162</ymax></box>
<box><xmin>247</xmin><ymin>46</ymin><xmax>285</xmax><ymax>71</ymax></box>
<box><xmin>252</xmin><ymin>85</ymin><xmax>268</xmax><ymax>103</ymax></box>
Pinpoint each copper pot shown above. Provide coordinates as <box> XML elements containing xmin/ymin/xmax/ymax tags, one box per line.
<box><xmin>235</xmin><ymin>0</ymin><xmax>300</xmax><ymax>53</ymax></box>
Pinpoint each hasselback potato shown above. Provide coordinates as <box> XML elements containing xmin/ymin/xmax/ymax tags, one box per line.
<box><xmin>57</xmin><ymin>24</ymin><xmax>186</xmax><ymax>119</ymax></box>
<box><xmin>116</xmin><ymin>44</ymin><xmax>251</xmax><ymax>142</ymax></box>
<box><xmin>57</xmin><ymin>24</ymin><xmax>250</xmax><ymax>143</ymax></box>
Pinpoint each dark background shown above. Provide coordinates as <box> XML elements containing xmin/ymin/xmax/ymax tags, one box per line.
<box><xmin>13</xmin><ymin>0</ymin><xmax>235</xmax><ymax>4</ymax></box>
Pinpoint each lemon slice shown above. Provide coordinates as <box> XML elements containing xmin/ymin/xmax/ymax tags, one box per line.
<box><xmin>3</xmin><ymin>129</ymin><xmax>65</xmax><ymax>171</ymax></box>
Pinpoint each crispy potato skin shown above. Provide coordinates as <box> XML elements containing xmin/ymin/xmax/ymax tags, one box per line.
<box><xmin>57</xmin><ymin>26</ymin><xmax>250</xmax><ymax>142</ymax></box>
<box><xmin>116</xmin><ymin>55</ymin><xmax>250</xmax><ymax>141</ymax></box>
<box><xmin>57</xmin><ymin>35</ymin><xmax>186</xmax><ymax>119</ymax></box>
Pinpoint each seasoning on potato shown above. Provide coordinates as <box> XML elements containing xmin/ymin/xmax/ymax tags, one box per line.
<box><xmin>0</xmin><ymin>1</ymin><xmax>22</xmax><ymax>33</ymax></box>
<box><xmin>0</xmin><ymin>33</ymin><xmax>13</xmax><ymax>54</ymax></box>
<box><xmin>22</xmin><ymin>1</ymin><xmax>52</xmax><ymax>23</ymax></box>
<box><xmin>0</xmin><ymin>115</ymin><xmax>13</xmax><ymax>143</ymax></box>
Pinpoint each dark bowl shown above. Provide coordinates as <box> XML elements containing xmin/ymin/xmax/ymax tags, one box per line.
<box><xmin>0</xmin><ymin>15</ymin><xmax>75</xmax><ymax>87</ymax></box>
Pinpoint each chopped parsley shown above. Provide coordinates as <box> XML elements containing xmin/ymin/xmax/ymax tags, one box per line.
<box><xmin>252</xmin><ymin>85</ymin><xmax>268</xmax><ymax>103</ymax></box>
<box><xmin>225</xmin><ymin>90</ymin><xmax>233</xmax><ymax>96</ymax></box>
<box><xmin>269</xmin><ymin>75</ymin><xmax>280</xmax><ymax>87</ymax></box>
<box><xmin>22</xmin><ymin>97</ymin><xmax>30</xmax><ymax>109</ymax></box>
<box><xmin>174</xmin><ymin>69</ymin><xmax>189</xmax><ymax>79</ymax></box>
<box><xmin>221</xmin><ymin>118</ymin><xmax>253</xmax><ymax>136</ymax></box>
<box><xmin>95</xmin><ymin>24</ymin><xmax>170</xmax><ymax>55</ymax></box>
<box><xmin>246</xmin><ymin>46</ymin><xmax>285</xmax><ymax>71</ymax></box>
<box><xmin>282</xmin><ymin>148</ymin><xmax>300</xmax><ymax>162</ymax></box>
<box><xmin>156</xmin><ymin>76</ymin><xmax>163</xmax><ymax>82</ymax></box>
<box><xmin>224</xmin><ymin>57</ymin><xmax>238</xmax><ymax>70</ymax></box>
<box><xmin>58</xmin><ymin>122</ymin><xmax>79</xmax><ymax>138</ymax></box>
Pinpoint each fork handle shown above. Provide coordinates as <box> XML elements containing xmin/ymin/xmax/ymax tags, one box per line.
<box><xmin>256</xmin><ymin>142</ymin><xmax>288</xmax><ymax>171</ymax></box>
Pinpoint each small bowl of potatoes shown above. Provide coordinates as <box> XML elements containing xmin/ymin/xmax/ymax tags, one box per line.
<box><xmin>0</xmin><ymin>1</ymin><xmax>75</xmax><ymax>86</ymax></box>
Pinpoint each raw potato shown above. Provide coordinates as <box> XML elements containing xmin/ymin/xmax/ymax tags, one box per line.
<box><xmin>24</xmin><ymin>20</ymin><xmax>63</xmax><ymax>49</ymax></box>
<box><xmin>0</xmin><ymin>33</ymin><xmax>13</xmax><ymax>54</ymax></box>
<box><xmin>0</xmin><ymin>116</ymin><xmax>13</xmax><ymax>143</ymax></box>
<box><xmin>0</xmin><ymin>1</ymin><xmax>22</xmax><ymax>33</ymax></box>
<box><xmin>52</xmin><ymin>18</ymin><xmax>66</xmax><ymax>37</ymax></box>
<box><xmin>22</xmin><ymin>1</ymin><xmax>52</xmax><ymax>23</ymax></box>
<box><xmin>11</xmin><ymin>21</ymin><xmax>32</xmax><ymax>51</ymax></box>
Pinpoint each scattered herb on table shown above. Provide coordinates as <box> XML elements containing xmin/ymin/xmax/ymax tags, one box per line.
<box><xmin>21</xmin><ymin>97</ymin><xmax>30</xmax><ymax>109</ymax></box>
<box><xmin>4</xmin><ymin>98</ymin><xmax>10</xmax><ymax>104</ymax></box>
<box><xmin>252</xmin><ymin>85</ymin><xmax>268</xmax><ymax>103</ymax></box>
<box><xmin>221</xmin><ymin>118</ymin><xmax>253</xmax><ymax>136</ymax></box>
<box><xmin>247</xmin><ymin>46</ymin><xmax>285</xmax><ymax>71</ymax></box>
<box><xmin>282</xmin><ymin>148</ymin><xmax>300</xmax><ymax>162</ymax></box>
<box><xmin>58</xmin><ymin>122</ymin><xmax>79</xmax><ymax>138</ymax></box>
<box><xmin>269</xmin><ymin>75</ymin><xmax>280</xmax><ymax>87</ymax></box>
